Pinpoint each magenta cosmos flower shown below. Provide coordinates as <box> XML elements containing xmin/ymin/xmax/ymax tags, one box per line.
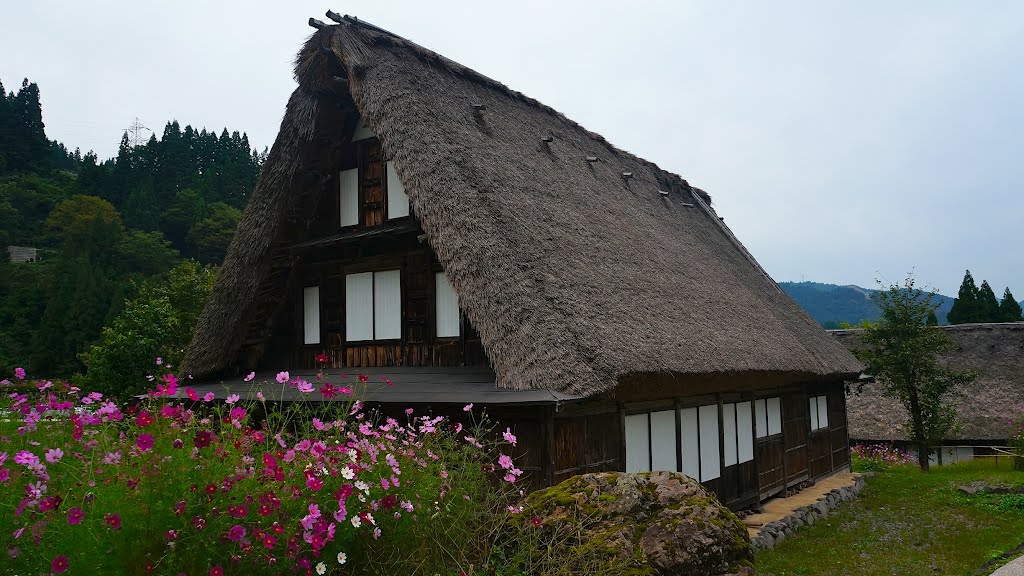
<box><xmin>67</xmin><ymin>507</ymin><xmax>84</xmax><ymax>525</ymax></box>
<box><xmin>136</xmin><ymin>434</ymin><xmax>155</xmax><ymax>452</ymax></box>
<box><xmin>52</xmin><ymin>555</ymin><xmax>69</xmax><ymax>573</ymax></box>
<box><xmin>104</xmin><ymin>513</ymin><xmax>121</xmax><ymax>530</ymax></box>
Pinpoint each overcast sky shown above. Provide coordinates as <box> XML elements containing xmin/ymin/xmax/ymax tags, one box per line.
<box><xmin>2</xmin><ymin>1</ymin><xmax>1022</xmax><ymax>296</ymax></box>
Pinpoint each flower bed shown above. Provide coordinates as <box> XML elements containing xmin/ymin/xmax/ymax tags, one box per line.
<box><xmin>0</xmin><ymin>364</ymin><xmax>519</xmax><ymax>575</ymax></box>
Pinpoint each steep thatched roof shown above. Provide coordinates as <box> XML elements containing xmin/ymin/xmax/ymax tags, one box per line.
<box><xmin>833</xmin><ymin>323</ymin><xmax>1024</xmax><ymax>441</ymax></box>
<box><xmin>183</xmin><ymin>15</ymin><xmax>861</xmax><ymax>395</ymax></box>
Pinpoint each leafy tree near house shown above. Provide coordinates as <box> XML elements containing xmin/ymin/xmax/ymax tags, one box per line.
<box><xmin>976</xmin><ymin>280</ymin><xmax>1000</xmax><ymax>323</ymax></box>
<box><xmin>1000</xmin><ymin>287</ymin><xmax>1023</xmax><ymax>322</ymax></box>
<box><xmin>80</xmin><ymin>260</ymin><xmax>216</xmax><ymax>398</ymax></box>
<box><xmin>853</xmin><ymin>275</ymin><xmax>975</xmax><ymax>472</ymax></box>
<box><xmin>946</xmin><ymin>270</ymin><xmax>979</xmax><ymax>325</ymax></box>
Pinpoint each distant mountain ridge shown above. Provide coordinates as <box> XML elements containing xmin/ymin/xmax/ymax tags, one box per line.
<box><xmin>779</xmin><ymin>281</ymin><xmax>956</xmax><ymax>327</ymax></box>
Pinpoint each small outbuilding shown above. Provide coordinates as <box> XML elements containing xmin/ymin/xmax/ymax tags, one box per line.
<box><xmin>182</xmin><ymin>13</ymin><xmax>862</xmax><ymax>509</ymax></box>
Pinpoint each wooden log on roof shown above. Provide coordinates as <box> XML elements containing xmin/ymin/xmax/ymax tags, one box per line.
<box><xmin>309</xmin><ymin>18</ymin><xmax>327</xmax><ymax>29</ymax></box>
<box><xmin>325</xmin><ymin>10</ymin><xmax>344</xmax><ymax>24</ymax></box>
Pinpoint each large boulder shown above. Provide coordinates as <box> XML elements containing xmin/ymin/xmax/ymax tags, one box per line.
<box><xmin>513</xmin><ymin>471</ymin><xmax>754</xmax><ymax>576</ymax></box>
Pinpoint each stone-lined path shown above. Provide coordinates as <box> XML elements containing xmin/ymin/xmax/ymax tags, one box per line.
<box><xmin>744</xmin><ymin>472</ymin><xmax>864</xmax><ymax>549</ymax></box>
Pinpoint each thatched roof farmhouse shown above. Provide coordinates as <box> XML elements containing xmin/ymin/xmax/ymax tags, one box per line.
<box><xmin>183</xmin><ymin>13</ymin><xmax>861</xmax><ymax>506</ymax></box>
<box><xmin>833</xmin><ymin>323</ymin><xmax>1024</xmax><ymax>443</ymax></box>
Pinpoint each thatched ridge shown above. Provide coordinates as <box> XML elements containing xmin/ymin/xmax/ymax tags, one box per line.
<box><xmin>833</xmin><ymin>323</ymin><xmax>1024</xmax><ymax>441</ymax></box>
<box><xmin>183</xmin><ymin>15</ymin><xmax>861</xmax><ymax>395</ymax></box>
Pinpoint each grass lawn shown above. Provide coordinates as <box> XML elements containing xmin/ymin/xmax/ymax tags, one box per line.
<box><xmin>756</xmin><ymin>458</ymin><xmax>1024</xmax><ymax>576</ymax></box>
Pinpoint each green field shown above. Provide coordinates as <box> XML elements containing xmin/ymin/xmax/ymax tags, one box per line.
<box><xmin>756</xmin><ymin>459</ymin><xmax>1024</xmax><ymax>576</ymax></box>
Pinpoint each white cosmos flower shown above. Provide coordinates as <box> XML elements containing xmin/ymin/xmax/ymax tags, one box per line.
<box><xmin>351</xmin><ymin>515</ymin><xmax>361</xmax><ymax>528</ymax></box>
<box><xmin>315</xmin><ymin>562</ymin><xmax>326</xmax><ymax>575</ymax></box>
<box><xmin>340</xmin><ymin>466</ymin><xmax>355</xmax><ymax>480</ymax></box>
<box><xmin>337</xmin><ymin>552</ymin><xmax>347</xmax><ymax>565</ymax></box>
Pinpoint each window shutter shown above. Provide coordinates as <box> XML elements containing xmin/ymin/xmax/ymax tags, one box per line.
<box><xmin>698</xmin><ymin>404</ymin><xmax>721</xmax><ymax>481</ymax></box>
<box><xmin>373</xmin><ymin>270</ymin><xmax>401</xmax><ymax>340</ymax></box>
<box><xmin>625</xmin><ymin>413</ymin><xmax>651</xmax><ymax>473</ymax></box>
<box><xmin>650</xmin><ymin>410</ymin><xmax>678</xmax><ymax>472</ymax></box>
<box><xmin>339</xmin><ymin>168</ymin><xmax>359</xmax><ymax>227</ymax></box>
<box><xmin>435</xmin><ymin>272</ymin><xmax>460</xmax><ymax>337</ymax></box>
<box><xmin>680</xmin><ymin>407</ymin><xmax>701</xmax><ymax>479</ymax></box>
<box><xmin>345</xmin><ymin>273</ymin><xmax>374</xmax><ymax>341</ymax></box>
<box><xmin>303</xmin><ymin>286</ymin><xmax>320</xmax><ymax>345</ymax></box>
<box><xmin>386</xmin><ymin>162</ymin><xmax>410</xmax><ymax>219</ymax></box>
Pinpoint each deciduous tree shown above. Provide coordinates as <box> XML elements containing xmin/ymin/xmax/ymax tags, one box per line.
<box><xmin>854</xmin><ymin>275</ymin><xmax>975</xmax><ymax>472</ymax></box>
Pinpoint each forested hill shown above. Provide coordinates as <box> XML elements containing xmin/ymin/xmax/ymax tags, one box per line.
<box><xmin>779</xmin><ymin>281</ymin><xmax>956</xmax><ymax>328</ymax></box>
<box><xmin>0</xmin><ymin>76</ymin><xmax>263</xmax><ymax>380</ymax></box>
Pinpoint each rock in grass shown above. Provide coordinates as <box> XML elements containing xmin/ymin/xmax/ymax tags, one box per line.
<box><xmin>516</xmin><ymin>471</ymin><xmax>754</xmax><ymax>576</ymax></box>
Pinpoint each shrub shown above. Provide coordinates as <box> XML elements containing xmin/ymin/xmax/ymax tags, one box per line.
<box><xmin>0</xmin><ymin>366</ymin><xmax>521</xmax><ymax>575</ymax></box>
<box><xmin>851</xmin><ymin>443</ymin><xmax>916</xmax><ymax>472</ymax></box>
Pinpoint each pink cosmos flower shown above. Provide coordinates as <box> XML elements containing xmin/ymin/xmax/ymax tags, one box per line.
<box><xmin>203</xmin><ymin>392</ymin><xmax>215</xmax><ymax>402</ymax></box>
<box><xmin>276</xmin><ymin>371</ymin><xmax>290</xmax><ymax>384</ymax></box>
<box><xmin>405</xmin><ymin>408</ymin><xmax>414</xmax><ymax>415</ymax></box>
<box><xmin>296</xmin><ymin>380</ymin><xmax>314</xmax><ymax>394</ymax></box>
<box><xmin>44</xmin><ymin>448</ymin><xmax>63</xmax><ymax>463</ymax></box>
<box><xmin>225</xmin><ymin>394</ymin><xmax>240</xmax><ymax>405</ymax></box>
<box><xmin>156</xmin><ymin>357</ymin><xmax>163</xmax><ymax>366</ymax></box>
<box><xmin>13</xmin><ymin>367</ymin><xmax>26</xmax><ymax>380</ymax></box>
<box><xmin>67</xmin><ymin>507</ymin><xmax>84</xmax><ymax>525</ymax></box>
<box><xmin>137</xmin><ymin>434</ymin><xmax>155</xmax><ymax>452</ymax></box>
<box><xmin>186</xmin><ymin>388</ymin><xmax>199</xmax><ymax>401</ymax></box>
<box><xmin>498</xmin><ymin>454</ymin><xmax>514</xmax><ymax>470</ymax></box>
<box><xmin>210</xmin><ymin>566</ymin><xmax>224</xmax><ymax>576</ymax></box>
<box><xmin>503</xmin><ymin>428</ymin><xmax>518</xmax><ymax>446</ymax></box>
<box><xmin>52</xmin><ymin>555</ymin><xmax>69</xmax><ymax>574</ymax></box>
<box><xmin>463</xmin><ymin>403</ymin><xmax>473</xmax><ymax>412</ymax></box>
<box><xmin>244</xmin><ymin>371</ymin><xmax>256</xmax><ymax>382</ymax></box>
<box><xmin>14</xmin><ymin>451</ymin><xmax>38</xmax><ymax>467</ymax></box>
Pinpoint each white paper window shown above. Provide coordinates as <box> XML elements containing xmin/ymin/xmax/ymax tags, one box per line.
<box><xmin>345</xmin><ymin>273</ymin><xmax>374</xmax><ymax>341</ymax></box>
<box><xmin>435</xmin><ymin>272</ymin><xmax>460</xmax><ymax>338</ymax></box>
<box><xmin>767</xmin><ymin>397</ymin><xmax>782</xmax><ymax>436</ymax></box>
<box><xmin>755</xmin><ymin>399</ymin><xmax>768</xmax><ymax>439</ymax></box>
<box><xmin>346</xmin><ymin>270</ymin><xmax>401</xmax><ymax>341</ymax></box>
<box><xmin>386</xmin><ymin>162</ymin><xmax>410</xmax><ymax>219</ymax></box>
<box><xmin>373</xmin><ymin>270</ymin><xmax>401</xmax><ymax>340</ymax></box>
<box><xmin>339</xmin><ymin>168</ymin><xmax>359</xmax><ymax>227</ymax></box>
<box><xmin>698</xmin><ymin>404</ymin><xmax>720</xmax><ymax>481</ymax></box>
<box><xmin>811</xmin><ymin>395</ymin><xmax>829</xmax><ymax>431</ymax></box>
<box><xmin>303</xmin><ymin>286</ymin><xmax>320</xmax><ymax>345</ymax></box>
<box><xmin>625</xmin><ymin>413</ymin><xmax>650</xmax><ymax>473</ymax></box>
<box><xmin>680</xmin><ymin>407</ymin><xmax>700</xmax><ymax>480</ymax></box>
<box><xmin>650</xmin><ymin>410</ymin><xmax>678</xmax><ymax>472</ymax></box>
<box><xmin>736</xmin><ymin>401</ymin><xmax>754</xmax><ymax>464</ymax></box>
<box><xmin>722</xmin><ymin>403</ymin><xmax>737</xmax><ymax>467</ymax></box>
<box><xmin>352</xmin><ymin>116</ymin><xmax>375</xmax><ymax>141</ymax></box>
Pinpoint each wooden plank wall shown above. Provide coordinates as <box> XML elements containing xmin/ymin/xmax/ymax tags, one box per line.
<box><xmin>282</xmin><ymin>248</ymin><xmax>488</xmax><ymax>371</ymax></box>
